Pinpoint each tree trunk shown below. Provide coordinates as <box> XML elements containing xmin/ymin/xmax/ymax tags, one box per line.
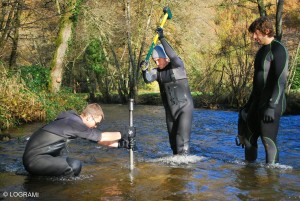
<box><xmin>136</xmin><ymin>0</ymin><xmax>155</xmax><ymax>102</ymax></box>
<box><xmin>257</xmin><ymin>0</ymin><xmax>267</xmax><ymax>17</ymax></box>
<box><xmin>49</xmin><ymin>0</ymin><xmax>76</xmax><ymax>93</ymax></box>
<box><xmin>125</xmin><ymin>0</ymin><xmax>136</xmax><ymax>100</ymax></box>
<box><xmin>104</xmin><ymin>33</ymin><xmax>127</xmax><ymax>103</ymax></box>
<box><xmin>0</xmin><ymin>0</ymin><xmax>16</xmax><ymax>54</ymax></box>
<box><xmin>9</xmin><ymin>0</ymin><xmax>23</xmax><ymax>69</ymax></box>
<box><xmin>275</xmin><ymin>0</ymin><xmax>284</xmax><ymax>41</ymax></box>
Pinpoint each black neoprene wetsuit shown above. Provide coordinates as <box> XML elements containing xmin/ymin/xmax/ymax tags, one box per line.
<box><xmin>23</xmin><ymin>111</ymin><xmax>101</xmax><ymax>176</ymax></box>
<box><xmin>240</xmin><ymin>39</ymin><xmax>288</xmax><ymax>164</ymax></box>
<box><xmin>142</xmin><ymin>38</ymin><xmax>194</xmax><ymax>155</ymax></box>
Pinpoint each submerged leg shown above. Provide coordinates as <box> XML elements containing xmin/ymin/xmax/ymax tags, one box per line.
<box><xmin>175</xmin><ymin>110</ymin><xmax>193</xmax><ymax>155</ymax></box>
<box><xmin>25</xmin><ymin>155</ymin><xmax>74</xmax><ymax>176</ymax></box>
<box><xmin>166</xmin><ymin>110</ymin><xmax>177</xmax><ymax>154</ymax></box>
<box><xmin>66</xmin><ymin>157</ymin><xmax>82</xmax><ymax>176</ymax></box>
<box><xmin>260</xmin><ymin>110</ymin><xmax>281</xmax><ymax>164</ymax></box>
<box><xmin>245</xmin><ymin>143</ymin><xmax>258</xmax><ymax>162</ymax></box>
<box><xmin>262</xmin><ymin>137</ymin><xmax>278</xmax><ymax>164</ymax></box>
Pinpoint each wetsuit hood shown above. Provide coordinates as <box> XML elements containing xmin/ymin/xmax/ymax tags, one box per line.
<box><xmin>152</xmin><ymin>44</ymin><xmax>168</xmax><ymax>59</ymax></box>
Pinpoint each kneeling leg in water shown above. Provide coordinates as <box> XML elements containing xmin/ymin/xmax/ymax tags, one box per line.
<box><xmin>25</xmin><ymin>155</ymin><xmax>82</xmax><ymax>176</ymax></box>
<box><xmin>66</xmin><ymin>157</ymin><xmax>82</xmax><ymax>176</ymax></box>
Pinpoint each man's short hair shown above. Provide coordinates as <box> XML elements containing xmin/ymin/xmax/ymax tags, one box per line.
<box><xmin>248</xmin><ymin>16</ymin><xmax>275</xmax><ymax>37</ymax></box>
<box><xmin>81</xmin><ymin>103</ymin><xmax>104</xmax><ymax>119</ymax></box>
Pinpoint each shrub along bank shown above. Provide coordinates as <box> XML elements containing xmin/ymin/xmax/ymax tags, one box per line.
<box><xmin>0</xmin><ymin>65</ymin><xmax>87</xmax><ymax>131</ymax></box>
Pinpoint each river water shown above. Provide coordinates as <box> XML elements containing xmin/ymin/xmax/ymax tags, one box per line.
<box><xmin>0</xmin><ymin>104</ymin><xmax>299</xmax><ymax>200</ymax></box>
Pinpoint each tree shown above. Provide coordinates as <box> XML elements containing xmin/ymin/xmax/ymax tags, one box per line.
<box><xmin>125</xmin><ymin>0</ymin><xmax>155</xmax><ymax>100</ymax></box>
<box><xmin>49</xmin><ymin>0</ymin><xmax>78</xmax><ymax>93</ymax></box>
<box><xmin>257</xmin><ymin>0</ymin><xmax>267</xmax><ymax>16</ymax></box>
<box><xmin>214</xmin><ymin>1</ymin><xmax>256</xmax><ymax>107</ymax></box>
<box><xmin>275</xmin><ymin>0</ymin><xmax>284</xmax><ymax>41</ymax></box>
<box><xmin>0</xmin><ymin>0</ymin><xmax>18</xmax><ymax>64</ymax></box>
<box><xmin>9</xmin><ymin>0</ymin><xmax>23</xmax><ymax>68</ymax></box>
<box><xmin>287</xmin><ymin>42</ymin><xmax>300</xmax><ymax>92</ymax></box>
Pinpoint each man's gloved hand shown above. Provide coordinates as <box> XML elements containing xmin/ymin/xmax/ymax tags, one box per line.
<box><xmin>129</xmin><ymin>138</ymin><xmax>137</xmax><ymax>151</ymax></box>
<box><xmin>156</xmin><ymin>27</ymin><xmax>164</xmax><ymax>39</ymax></box>
<box><xmin>236</xmin><ymin>135</ymin><xmax>245</xmax><ymax>148</ymax></box>
<box><xmin>118</xmin><ymin>138</ymin><xmax>129</xmax><ymax>149</ymax></box>
<box><xmin>263</xmin><ymin>107</ymin><xmax>275</xmax><ymax>123</ymax></box>
<box><xmin>120</xmin><ymin>126</ymin><xmax>136</xmax><ymax>140</ymax></box>
<box><xmin>139</xmin><ymin>60</ymin><xmax>148</xmax><ymax>71</ymax></box>
<box><xmin>127</xmin><ymin>126</ymin><xmax>136</xmax><ymax>138</ymax></box>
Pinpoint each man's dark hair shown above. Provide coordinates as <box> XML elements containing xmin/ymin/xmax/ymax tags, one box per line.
<box><xmin>248</xmin><ymin>16</ymin><xmax>275</xmax><ymax>37</ymax></box>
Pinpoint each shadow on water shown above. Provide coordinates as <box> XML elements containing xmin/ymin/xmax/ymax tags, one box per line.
<box><xmin>0</xmin><ymin>104</ymin><xmax>300</xmax><ymax>200</ymax></box>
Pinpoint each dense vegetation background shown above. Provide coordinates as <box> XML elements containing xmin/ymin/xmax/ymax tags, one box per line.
<box><xmin>0</xmin><ymin>0</ymin><xmax>299</xmax><ymax>130</ymax></box>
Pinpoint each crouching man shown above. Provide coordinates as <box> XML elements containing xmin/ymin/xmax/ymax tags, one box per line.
<box><xmin>23</xmin><ymin>103</ymin><xmax>131</xmax><ymax>177</ymax></box>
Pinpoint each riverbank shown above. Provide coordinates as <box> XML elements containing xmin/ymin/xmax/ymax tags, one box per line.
<box><xmin>1</xmin><ymin>91</ymin><xmax>299</xmax><ymax>137</ymax></box>
<box><xmin>95</xmin><ymin>91</ymin><xmax>300</xmax><ymax>115</ymax></box>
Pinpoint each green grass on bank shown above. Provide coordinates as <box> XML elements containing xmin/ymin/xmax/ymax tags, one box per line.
<box><xmin>0</xmin><ymin>91</ymin><xmax>88</xmax><ymax>131</ymax></box>
<box><xmin>0</xmin><ymin>65</ymin><xmax>88</xmax><ymax>131</ymax></box>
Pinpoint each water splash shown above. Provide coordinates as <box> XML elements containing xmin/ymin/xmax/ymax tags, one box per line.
<box><xmin>45</xmin><ymin>174</ymin><xmax>95</xmax><ymax>182</ymax></box>
<box><xmin>263</xmin><ymin>163</ymin><xmax>293</xmax><ymax>170</ymax></box>
<box><xmin>147</xmin><ymin>155</ymin><xmax>206</xmax><ymax>166</ymax></box>
<box><xmin>231</xmin><ymin>160</ymin><xmax>293</xmax><ymax>170</ymax></box>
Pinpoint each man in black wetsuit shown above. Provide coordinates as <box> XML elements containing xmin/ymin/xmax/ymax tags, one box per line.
<box><xmin>140</xmin><ymin>27</ymin><xmax>194</xmax><ymax>155</ymax></box>
<box><xmin>23</xmin><ymin>103</ymin><xmax>131</xmax><ymax>177</ymax></box>
<box><xmin>237</xmin><ymin>16</ymin><xmax>289</xmax><ymax>164</ymax></box>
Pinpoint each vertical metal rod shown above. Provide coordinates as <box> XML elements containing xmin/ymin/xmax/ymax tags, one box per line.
<box><xmin>129</xmin><ymin>99</ymin><xmax>134</xmax><ymax>170</ymax></box>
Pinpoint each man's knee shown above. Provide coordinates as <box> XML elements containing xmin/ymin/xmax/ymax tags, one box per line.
<box><xmin>66</xmin><ymin>157</ymin><xmax>82</xmax><ymax>176</ymax></box>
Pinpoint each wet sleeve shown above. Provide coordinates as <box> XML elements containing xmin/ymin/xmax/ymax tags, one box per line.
<box><xmin>63</xmin><ymin>119</ymin><xmax>102</xmax><ymax>142</ymax></box>
<box><xmin>72</xmin><ymin>128</ymin><xmax>102</xmax><ymax>142</ymax></box>
<box><xmin>142</xmin><ymin>68</ymin><xmax>158</xmax><ymax>83</ymax></box>
<box><xmin>268</xmin><ymin>44</ymin><xmax>288</xmax><ymax>108</ymax></box>
<box><xmin>160</xmin><ymin>38</ymin><xmax>182</xmax><ymax>67</ymax></box>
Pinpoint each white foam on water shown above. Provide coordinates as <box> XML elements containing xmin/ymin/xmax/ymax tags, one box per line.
<box><xmin>231</xmin><ymin>160</ymin><xmax>293</xmax><ymax>170</ymax></box>
<box><xmin>147</xmin><ymin>155</ymin><xmax>206</xmax><ymax>166</ymax></box>
<box><xmin>47</xmin><ymin>174</ymin><xmax>95</xmax><ymax>182</ymax></box>
<box><xmin>262</xmin><ymin>163</ymin><xmax>293</xmax><ymax>170</ymax></box>
<box><xmin>231</xmin><ymin>160</ymin><xmax>247</xmax><ymax>166</ymax></box>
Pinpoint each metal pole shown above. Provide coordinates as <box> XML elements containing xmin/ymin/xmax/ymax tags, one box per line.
<box><xmin>129</xmin><ymin>99</ymin><xmax>134</xmax><ymax>170</ymax></box>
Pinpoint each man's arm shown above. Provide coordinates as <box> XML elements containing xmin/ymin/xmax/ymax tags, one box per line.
<box><xmin>262</xmin><ymin>41</ymin><xmax>288</xmax><ymax>123</ymax></box>
<box><xmin>98</xmin><ymin>131</ymin><xmax>121</xmax><ymax>147</ymax></box>
<box><xmin>157</xmin><ymin>27</ymin><xmax>183</xmax><ymax>66</ymax></box>
<box><xmin>269</xmin><ymin>42</ymin><xmax>288</xmax><ymax>108</ymax></box>
<box><xmin>140</xmin><ymin>60</ymin><xmax>157</xmax><ymax>83</ymax></box>
<box><xmin>142</xmin><ymin>68</ymin><xmax>158</xmax><ymax>83</ymax></box>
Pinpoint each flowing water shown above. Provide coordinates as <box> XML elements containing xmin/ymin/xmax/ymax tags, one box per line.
<box><xmin>0</xmin><ymin>104</ymin><xmax>299</xmax><ymax>201</ymax></box>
